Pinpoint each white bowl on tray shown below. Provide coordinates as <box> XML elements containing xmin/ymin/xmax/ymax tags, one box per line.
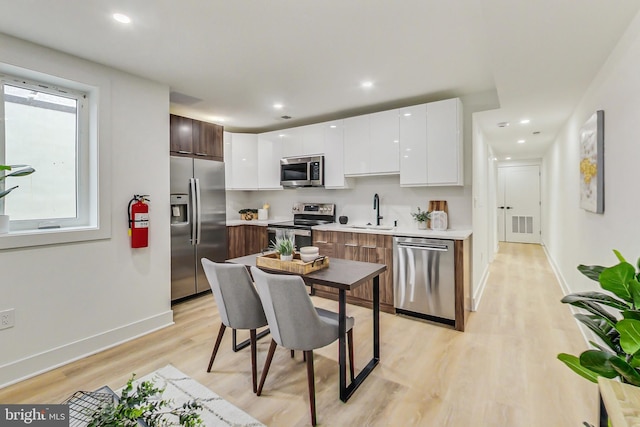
<box><xmin>299</xmin><ymin>246</ymin><xmax>319</xmax><ymax>254</ymax></box>
<box><xmin>300</xmin><ymin>252</ymin><xmax>320</xmax><ymax>262</ymax></box>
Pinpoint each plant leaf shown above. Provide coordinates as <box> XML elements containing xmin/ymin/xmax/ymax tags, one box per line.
<box><xmin>0</xmin><ymin>165</ymin><xmax>10</xmax><ymax>171</ymax></box>
<box><xmin>566</xmin><ymin>300</ymin><xmax>618</xmax><ymax>327</ymax></box>
<box><xmin>579</xmin><ymin>350</ymin><xmax>618</xmax><ymax>378</ymax></box>
<box><xmin>578</xmin><ymin>264</ymin><xmax>605</xmax><ymax>282</ymax></box>
<box><xmin>561</xmin><ymin>292</ymin><xmax>630</xmax><ymax>311</ymax></box>
<box><xmin>557</xmin><ymin>353</ymin><xmax>600</xmax><ymax>383</ymax></box>
<box><xmin>613</xmin><ymin>250</ymin><xmax>627</xmax><ymax>263</ymax></box>
<box><xmin>630</xmin><ymin>279</ymin><xmax>640</xmax><ymax>309</ymax></box>
<box><xmin>0</xmin><ymin>186</ymin><xmax>18</xmax><ymax>198</ymax></box>
<box><xmin>600</xmin><ymin>262</ymin><xmax>636</xmax><ymax>302</ymax></box>
<box><xmin>575</xmin><ymin>313</ymin><xmax>620</xmax><ymax>353</ymax></box>
<box><xmin>616</xmin><ymin>319</ymin><xmax>640</xmax><ymax>354</ymax></box>
<box><xmin>622</xmin><ymin>310</ymin><xmax>640</xmax><ymax>321</ymax></box>
<box><xmin>609</xmin><ymin>356</ymin><xmax>640</xmax><ymax>386</ymax></box>
<box><xmin>589</xmin><ymin>341</ymin><xmax>613</xmax><ymax>353</ymax></box>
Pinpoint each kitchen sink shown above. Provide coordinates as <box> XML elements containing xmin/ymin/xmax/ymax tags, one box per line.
<box><xmin>349</xmin><ymin>224</ymin><xmax>395</xmax><ymax>231</ymax></box>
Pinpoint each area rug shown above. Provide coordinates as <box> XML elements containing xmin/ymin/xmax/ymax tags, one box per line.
<box><xmin>123</xmin><ymin>364</ymin><xmax>265</xmax><ymax>427</ymax></box>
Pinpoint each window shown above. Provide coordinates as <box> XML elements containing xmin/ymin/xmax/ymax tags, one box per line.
<box><xmin>1</xmin><ymin>74</ymin><xmax>90</xmax><ymax>231</ymax></box>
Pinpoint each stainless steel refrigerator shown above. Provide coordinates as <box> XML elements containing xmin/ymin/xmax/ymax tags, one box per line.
<box><xmin>170</xmin><ymin>157</ymin><xmax>227</xmax><ymax>301</ymax></box>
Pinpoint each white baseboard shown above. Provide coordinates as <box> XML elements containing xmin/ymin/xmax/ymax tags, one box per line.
<box><xmin>472</xmin><ymin>264</ymin><xmax>490</xmax><ymax>311</ymax></box>
<box><xmin>0</xmin><ymin>310</ymin><xmax>174</xmax><ymax>389</ymax></box>
<box><xmin>541</xmin><ymin>244</ymin><xmax>592</xmax><ymax>346</ymax></box>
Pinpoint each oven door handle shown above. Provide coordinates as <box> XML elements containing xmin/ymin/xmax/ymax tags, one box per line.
<box><xmin>267</xmin><ymin>227</ymin><xmax>312</xmax><ymax>237</ymax></box>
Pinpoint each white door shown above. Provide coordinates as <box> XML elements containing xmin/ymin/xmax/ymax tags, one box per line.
<box><xmin>497</xmin><ymin>165</ymin><xmax>540</xmax><ymax>244</ymax></box>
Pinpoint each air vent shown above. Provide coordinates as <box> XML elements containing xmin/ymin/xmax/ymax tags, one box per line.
<box><xmin>497</xmin><ymin>121</ymin><xmax>510</xmax><ymax>128</ymax></box>
<box><xmin>511</xmin><ymin>216</ymin><xmax>533</xmax><ymax>234</ymax></box>
<box><xmin>281</xmin><ymin>115</ymin><xmax>292</xmax><ymax>120</ymax></box>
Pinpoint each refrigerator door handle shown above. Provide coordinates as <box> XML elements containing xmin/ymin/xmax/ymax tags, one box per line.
<box><xmin>189</xmin><ymin>178</ymin><xmax>197</xmax><ymax>245</ymax></box>
<box><xmin>195</xmin><ymin>178</ymin><xmax>202</xmax><ymax>245</ymax></box>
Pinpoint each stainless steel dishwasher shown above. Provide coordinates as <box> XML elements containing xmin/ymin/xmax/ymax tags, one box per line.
<box><xmin>393</xmin><ymin>236</ymin><xmax>455</xmax><ymax>325</ymax></box>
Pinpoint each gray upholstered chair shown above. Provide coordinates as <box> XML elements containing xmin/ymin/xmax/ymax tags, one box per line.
<box><xmin>250</xmin><ymin>266</ymin><xmax>355</xmax><ymax>426</ymax></box>
<box><xmin>201</xmin><ymin>259</ymin><xmax>268</xmax><ymax>393</ymax></box>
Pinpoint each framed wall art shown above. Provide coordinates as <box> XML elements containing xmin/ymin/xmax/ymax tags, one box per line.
<box><xmin>579</xmin><ymin>110</ymin><xmax>604</xmax><ymax>213</ymax></box>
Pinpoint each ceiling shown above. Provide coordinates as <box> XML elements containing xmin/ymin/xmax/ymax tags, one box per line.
<box><xmin>0</xmin><ymin>0</ymin><xmax>638</xmax><ymax>160</ymax></box>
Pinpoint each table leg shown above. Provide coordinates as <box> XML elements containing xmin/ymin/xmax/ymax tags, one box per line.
<box><xmin>339</xmin><ymin>275</ymin><xmax>380</xmax><ymax>402</ymax></box>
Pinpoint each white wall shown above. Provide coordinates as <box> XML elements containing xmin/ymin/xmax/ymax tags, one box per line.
<box><xmin>0</xmin><ymin>35</ymin><xmax>172</xmax><ymax>387</ymax></box>
<box><xmin>543</xmin><ymin>10</ymin><xmax>640</xmax><ymax>298</ymax></box>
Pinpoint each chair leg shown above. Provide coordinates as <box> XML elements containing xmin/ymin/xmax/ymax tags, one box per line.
<box><xmin>291</xmin><ymin>349</ymin><xmax>295</xmax><ymax>358</ymax></box>
<box><xmin>257</xmin><ymin>339</ymin><xmax>277</xmax><ymax>396</ymax></box>
<box><xmin>305</xmin><ymin>350</ymin><xmax>317</xmax><ymax>426</ymax></box>
<box><xmin>250</xmin><ymin>329</ymin><xmax>258</xmax><ymax>393</ymax></box>
<box><xmin>207</xmin><ymin>324</ymin><xmax>226</xmax><ymax>372</ymax></box>
<box><xmin>347</xmin><ymin>328</ymin><xmax>355</xmax><ymax>382</ymax></box>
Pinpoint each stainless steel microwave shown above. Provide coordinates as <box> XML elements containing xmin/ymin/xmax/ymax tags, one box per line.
<box><xmin>280</xmin><ymin>155</ymin><xmax>324</xmax><ymax>188</ymax></box>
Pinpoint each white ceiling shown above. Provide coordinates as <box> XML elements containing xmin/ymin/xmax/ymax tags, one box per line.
<box><xmin>0</xmin><ymin>0</ymin><xmax>638</xmax><ymax>159</ymax></box>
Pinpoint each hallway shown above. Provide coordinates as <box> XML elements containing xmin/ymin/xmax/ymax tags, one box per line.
<box><xmin>0</xmin><ymin>242</ymin><xmax>598</xmax><ymax>426</ymax></box>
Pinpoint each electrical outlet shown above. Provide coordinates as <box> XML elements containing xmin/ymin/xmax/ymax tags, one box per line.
<box><xmin>0</xmin><ymin>309</ymin><xmax>15</xmax><ymax>330</ymax></box>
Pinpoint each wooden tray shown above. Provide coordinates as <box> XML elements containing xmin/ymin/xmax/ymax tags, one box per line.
<box><xmin>256</xmin><ymin>252</ymin><xmax>329</xmax><ymax>274</ymax></box>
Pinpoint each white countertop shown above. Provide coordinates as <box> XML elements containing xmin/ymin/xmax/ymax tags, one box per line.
<box><xmin>312</xmin><ymin>223</ymin><xmax>472</xmax><ymax>240</ymax></box>
<box><xmin>226</xmin><ymin>216</ymin><xmax>291</xmax><ymax>226</ymax></box>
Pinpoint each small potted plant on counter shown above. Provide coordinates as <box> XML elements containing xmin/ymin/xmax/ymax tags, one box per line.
<box><xmin>411</xmin><ymin>207</ymin><xmax>430</xmax><ymax>230</ymax></box>
<box><xmin>238</xmin><ymin>208</ymin><xmax>258</xmax><ymax>221</ymax></box>
<box><xmin>270</xmin><ymin>235</ymin><xmax>295</xmax><ymax>261</ymax></box>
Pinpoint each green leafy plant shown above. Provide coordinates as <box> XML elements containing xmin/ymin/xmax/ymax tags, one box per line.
<box><xmin>558</xmin><ymin>250</ymin><xmax>640</xmax><ymax>386</ymax></box>
<box><xmin>410</xmin><ymin>207</ymin><xmax>430</xmax><ymax>223</ymax></box>
<box><xmin>88</xmin><ymin>374</ymin><xmax>202</xmax><ymax>427</ymax></box>
<box><xmin>0</xmin><ymin>164</ymin><xmax>35</xmax><ymax>199</ymax></box>
<box><xmin>269</xmin><ymin>235</ymin><xmax>294</xmax><ymax>256</ymax></box>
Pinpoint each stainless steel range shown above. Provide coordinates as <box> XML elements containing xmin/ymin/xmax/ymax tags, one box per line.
<box><xmin>267</xmin><ymin>202</ymin><xmax>336</xmax><ymax>249</ymax></box>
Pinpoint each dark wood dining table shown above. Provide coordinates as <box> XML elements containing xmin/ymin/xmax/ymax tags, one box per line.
<box><xmin>227</xmin><ymin>254</ymin><xmax>387</xmax><ymax>402</ymax></box>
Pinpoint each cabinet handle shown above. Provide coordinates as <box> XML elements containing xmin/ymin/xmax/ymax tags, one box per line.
<box><xmin>177</xmin><ymin>150</ymin><xmax>192</xmax><ymax>154</ymax></box>
<box><xmin>315</xmin><ymin>240</ymin><xmax>328</xmax><ymax>244</ymax></box>
<box><xmin>362</xmin><ymin>245</ymin><xmax>377</xmax><ymax>249</ymax></box>
<box><xmin>345</xmin><ymin>243</ymin><xmax>358</xmax><ymax>247</ymax></box>
<box><xmin>195</xmin><ymin>152</ymin><xmax>207</xmax><ymax>156</ymax></box>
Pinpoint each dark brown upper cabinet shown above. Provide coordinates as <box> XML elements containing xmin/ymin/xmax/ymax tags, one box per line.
<box><xmin>170</xmin><ymin>114</ymin><xmax>223</xmax><ymax>161</ymax></box>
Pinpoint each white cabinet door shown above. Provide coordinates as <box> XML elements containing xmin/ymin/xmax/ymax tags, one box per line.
<box><xmin>223</xmin><ymin>131</ymin><xmax>234</xmax><ymax>189</ymax></box>
<box><xmin>399</xmin><ymin>104</ymin><xmax>428</xmax><ymax>186</ymax></box>
<box><xmin>427</xmin><ymin>98</ymin><xmax>463</xmax><ymax>185</ymax></box>
<box><xmin>343</xmin><ymin>115</ymin><xmax>369</xmax><ymax>175</ymax></box>
<box><xmin>230</xmin><ymin>133</ymin><xmax>258</xmax><ymax>190</ymax></box>
<box><xmin>280</xmin><ymin>127</ymin><xmax>304</xmax><ymax>158</ymax></box>
<box><xmin>258</xmin><ymin>131</ymin><xmax>283</xmax><ymax>190</ymax></box>
<box><xmin>301</xmin><ymin>123</ymin><xmax>325</xmax><ymax>156</ymax></box>
<box><xmin>323</xmin><ymin>120</ymin><xmax>348</xmax><ymax>188</ymax></box>
<box><xmin>369</xmin><ymin>109</ymin><xmax>399</xmax><ymax>174</ymax></box>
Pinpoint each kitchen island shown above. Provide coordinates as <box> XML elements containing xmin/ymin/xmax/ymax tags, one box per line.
<box><xmin>227</xmin><ymin>254</ymin><xmax>386</xmax><ymax>402</ymax></box>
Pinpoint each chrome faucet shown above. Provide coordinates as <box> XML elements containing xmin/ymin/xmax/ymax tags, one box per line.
<box><xmin>373</xmin><ymin>193</ymin><xmax>383</xmax><ymax>226</ymax></box>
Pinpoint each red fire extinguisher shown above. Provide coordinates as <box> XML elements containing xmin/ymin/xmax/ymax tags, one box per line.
<box><xmin>128</xmin><ymin>195</ymin><xmax>150</xmax><ymax>248</ymax></box>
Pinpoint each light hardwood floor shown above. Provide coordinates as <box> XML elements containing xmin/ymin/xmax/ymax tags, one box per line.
<box><xmin>0</xmin><ymin>243</ymin><xmax>597</xmax><ymax>426</ymax></box>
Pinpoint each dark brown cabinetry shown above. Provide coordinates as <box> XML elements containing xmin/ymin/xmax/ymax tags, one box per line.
<box><xmin>227</xmin><ymin>225</ymin><xmax>268</xmax><ymax>259</ymax></box>
<box><xmin>312</xmin><ymin>230</ymin><xmax>395</xmax><ymax>314</ymax></box>
<box><xmin>170</xmin><ymin>114</ymin><xmax>224</xmax><ymax>161</ymax></box>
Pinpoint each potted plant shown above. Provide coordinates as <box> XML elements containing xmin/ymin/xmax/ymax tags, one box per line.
<box><xmin>87</xmin><ymin>374</ymin><xmax>202</xmax><ymax>426</ymax></box>
<box><xmin>238</xmin><ymin>208</ymin><xmax>258</xmax><ymax>221</ymax></box>
<box><xmin>270</xmin><ymin>235</ymin><xmax>295</xmax><ymax>261</ymax></box>
<box><xmin>411</xmin><ymin>207</ymin><xmax>430</xmax><ymax>230</ymax></box>
<box><xmin>0</xmin><ymin>164</ymin><xmax>35</xmax><ymax>234</ymax></box>
<box><xmin>558</xmin><ymin>250</ymin><xmax>640</xmax><ymax>387</ymax></box>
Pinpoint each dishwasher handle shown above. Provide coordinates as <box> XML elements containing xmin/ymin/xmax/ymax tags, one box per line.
<box><xmin>397</xmin><ymin>243</ymin><xmax>449</xmax><ymax>252</ymax></box>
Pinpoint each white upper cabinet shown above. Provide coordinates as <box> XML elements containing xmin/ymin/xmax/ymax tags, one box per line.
<box><xmin>399</xmin><ymin>104</ymin><xmax>428</xmax><ymax>186</ymax></box>
<box><xmin>343</xmin><ymin>115</ymin><xmax>370</xmax><ymax>175</ymax></box>
<box><xmin>223</xmin><ymin>131</ymin><xmax>233</xmax><ymax>188</ymax></box>
<box><xmin>369</xmin><ymin>109</ymin><xmax>400</xmax><ymax>174</ymax></box>
<box><xmin>229</xmin><ymin>133</ymin><xmax>258</xmax><ymax>190</ymax></box>
<box><xmin>301</xmin><ymin>123</ymin><xmax>325</xmax><ymax>156</ymax></box>
<box><xmin>257</xmin><ymin>131</ymin><xmax>283</xmax><ymax>190</ymax></box>
<box><xmin>344</xmin><ymin>109</ymin><xmax>399</xmax><ymax>176</ymax></box>
<box><xmin>280</xmin><ymin>127</ymin><xmax>304</xmax><ymax>158</ymax></box>
<box><xmin>322</xmin><ymin>120</ymin><xmax>348</xmax><ymax>189</ymax></box>
<box><xmin>427</xmin><ymin>98</ymin><xmax>463</xmax><ymax>185</ymax></box>
<box><xmin>399</xmin><ymin>98</ymin><xmax>463</xmax><ymax>186</ymax></box>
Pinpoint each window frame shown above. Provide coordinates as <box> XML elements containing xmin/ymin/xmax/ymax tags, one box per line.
<box><xmin>0</xmin><ymin>62</ymin><xmax>111</xmax><ymax>250</ymax></box>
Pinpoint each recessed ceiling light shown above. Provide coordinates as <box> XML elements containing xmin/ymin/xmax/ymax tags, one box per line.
<box><xmin>517</xmin><ymin>139</ymin><xmax>525</xmax><ymax>144</ymax></box>
<box><xmin>278</xmin><ymin>134</ymin><xmax>285</xmax><ymax>138</ymax></box>
<box><xmin>210</xmin><ymin>116</ymin><xmax>225</xmax><ymax>123</ymax></box>
<box><xmin>520</xmin><ymin>119</ymin><xmax>530</xmax><ymax>124</ymax></box>
<box><xmin>273</xmin><ymin>103</ymin><xmax>283</xmax><ymax>109</ymax></box>
<box><xmin>403</xmin><ymin>113</ymin><xmax>412</xmax><ymax>117</ymax></box>
<box><xmin>330</xmin><ymin>125</ymin><xmax>337</xmax><ymax>128</ymax></box>
<box><xmin>361</xmin><ymin>81</ymin><xmax>373</xmax><ymax>88</ymax></box>
<box><xmin>505</xmin><ymin>157</ymin><xmax>512</xmax><ymax>160</ymax></box>
<box><xmin>113</xmin><ymin>13</ymin><xmax>131</xmax><ymax>24</ymax></box>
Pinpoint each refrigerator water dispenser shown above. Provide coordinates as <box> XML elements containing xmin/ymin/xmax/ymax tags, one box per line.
<box><xmin>170</xmin><ymin>194</ymin><xmax>189</xmax><ymax>225</ymax></box>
